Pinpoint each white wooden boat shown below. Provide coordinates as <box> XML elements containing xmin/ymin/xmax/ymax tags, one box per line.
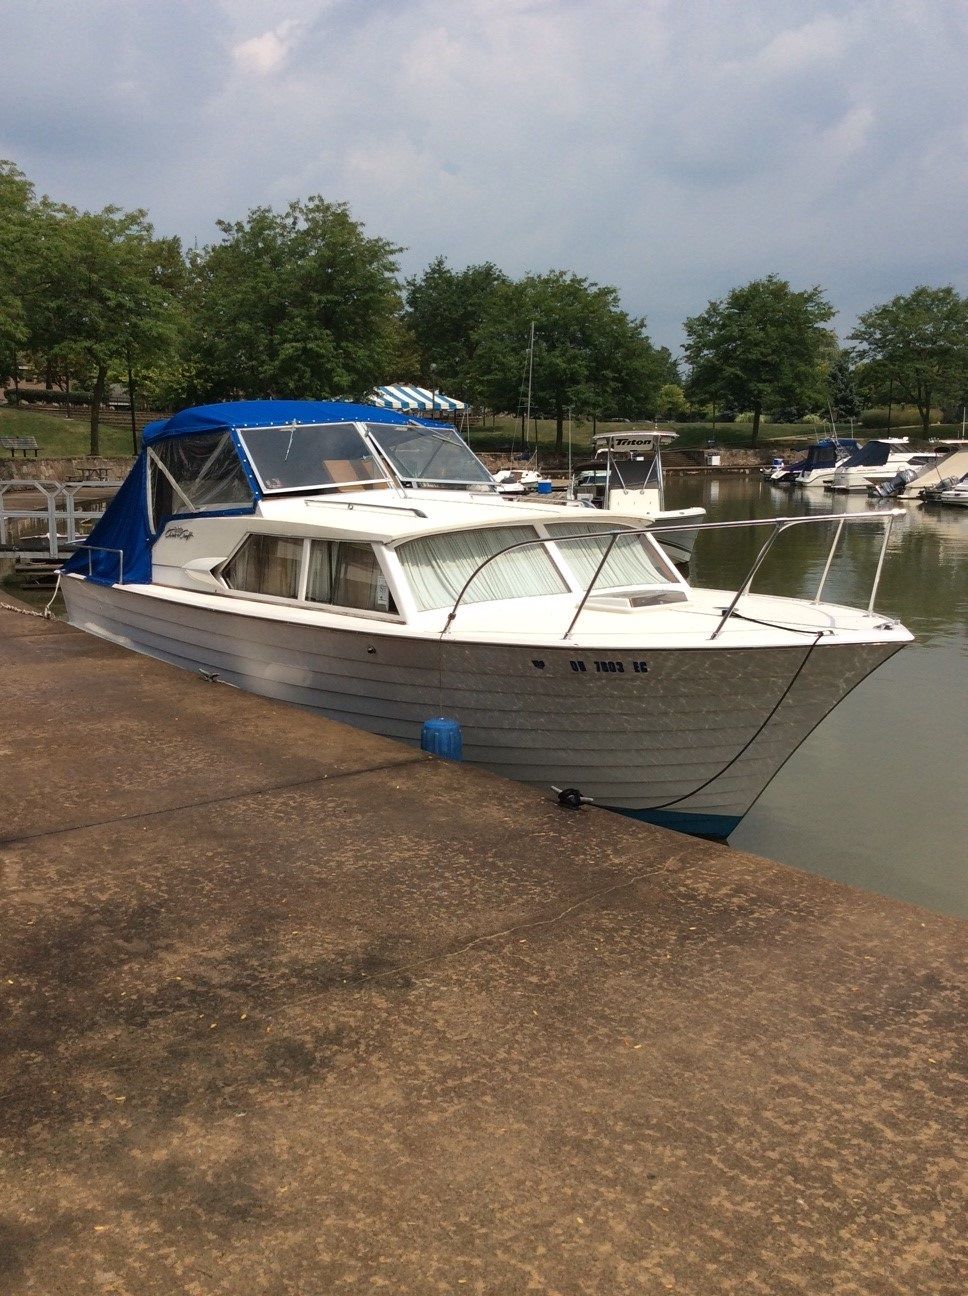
<box><xmin>61</xmin><ymin>402</ymin><xmax>912</xmax><ymax>840</ymax></box>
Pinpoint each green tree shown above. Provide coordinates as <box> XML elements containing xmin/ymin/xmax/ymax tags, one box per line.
<box><xmin>683</xmin><ymin>275</ymin><xmax>835</xmax><ymax>445</ymax></box>
<box><xmin>35</xmin><ymin>205</ymin><xmax>185</xmax><ymax>453</ymax></box>
<box><xmin>826</xmin><ymin>352</ymin><xmax>861</xmax><ymax>422</ymax></box>
<box><xmin>658</xmin><ymin>382</ymin><xmax>688</xmax><ymax>419</ymax></box>
<box><xmin>0</xmin><ymin>160</ymin><xmax>38</xmax><ymax>386</ymax></box>
<box><xmin>471</xmin><ymin>271</ymin><xmax>664</xmax><ymax>450</ymax></box>
<box><xmin>185</xmin><ymin>197</ymin><xmax>402</xmax><ymax>403</ymax></box>
<box><xmin>850</xmin><ymin>286</ymin><xmax>968</xmax><ymax>437</ymax></box>
<box><xmin>403</xmin><ymin>257</ymin><xmax>508</xmax><ymax>398</ymax></box>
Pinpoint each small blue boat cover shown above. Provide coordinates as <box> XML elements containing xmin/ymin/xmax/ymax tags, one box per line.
<box><xmin>63</xmin><ymin>400</ymin><xmax>431</xmax><ymax>586</ymax></box>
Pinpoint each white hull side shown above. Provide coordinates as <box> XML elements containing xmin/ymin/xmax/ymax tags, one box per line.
<box><xmin>62</xmin><ymin>577</ymin><xmax>901</xmax><ymax>828</ymax></box>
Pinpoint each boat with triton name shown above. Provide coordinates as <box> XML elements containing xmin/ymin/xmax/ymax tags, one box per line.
<box><xmin>61</xmin><ymin>400</ymin><xmax>912</xmax><ymax>840</ymax></box>
<box><xmin>566</xmin><ymin>429</ymin><xmax>705</xmax><ymax>566</ymax></box>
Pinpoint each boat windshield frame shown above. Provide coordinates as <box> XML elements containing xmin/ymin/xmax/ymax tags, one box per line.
<box><xmin>234</xmin><ymin>419</ymin><xmax>497</xmax><ymax>496</ymax></box>
<box><xmin>364</xmin><ymin>422</ymin><xmax>496</xmax><ymax>490</ymax></box>
<box><xmin>236</xmin><ymin>422</ymin><xmax>390</xmax><ymax>496</ymax></box>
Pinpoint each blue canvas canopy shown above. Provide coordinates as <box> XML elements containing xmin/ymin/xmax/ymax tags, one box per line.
<box><xmin>140</xmin><ymin>399</ymin><xmax>435</xmax><ymax>444</ymax></box>
<box><xmin>64</xmin><ymin>400</ymin><xmax>435</xmax><ymax>587</ymax></box>
<box><xmin>792</xmin><ymin>438</ymin><xmax>860</xmax><ymax>473</ymax></box>
<box><xmin>838</xmin><ymin>440</ymin><xmax>896</xmax><ymax>469</ymax></box>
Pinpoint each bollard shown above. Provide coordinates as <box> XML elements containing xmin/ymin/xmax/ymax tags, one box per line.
<box><xmin>420</xmin><ymin>717</ymin><xmax>463</xmax><ymax>761</ymax></box>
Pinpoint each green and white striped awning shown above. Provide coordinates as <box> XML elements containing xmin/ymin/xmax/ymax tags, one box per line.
<box><xmin>367</xmin><ymin>384</ymin><xmax>466</xmax><ymax>412</ymax></box>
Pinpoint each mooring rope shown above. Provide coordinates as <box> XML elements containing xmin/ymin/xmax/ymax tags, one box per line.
<box><xmin>0</xmin><ymin>571</ymin><xmax>62</xmax><ymax>619</ymax></box>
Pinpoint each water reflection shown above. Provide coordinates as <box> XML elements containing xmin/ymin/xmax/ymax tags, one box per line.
<box><xmin>668</xmin><ymin>473</ymin><xmax>968</xmax><ymax>917</ymax></box>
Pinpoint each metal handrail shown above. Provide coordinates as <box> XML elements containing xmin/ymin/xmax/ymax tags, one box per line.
<box><xmin>74</xmin><ymin>542</ymin><xmax>125</xmax><ymax>585</ymax></box>
<box><xmin>438</xmin><ymin>509</ymin><xmax>904</xmax><ymax>641</ymax></box>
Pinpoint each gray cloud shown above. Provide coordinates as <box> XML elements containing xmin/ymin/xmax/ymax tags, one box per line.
<box><xmin>1</xmin><ymin>0</ymin><xmax>965</xmax><ymax>349</ymax></box>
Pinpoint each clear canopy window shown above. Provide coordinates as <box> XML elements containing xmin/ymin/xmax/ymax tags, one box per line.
<box><xmin>365</xmin><ymin>423</ymin><xmax>493</xmax><ymax>487</ymax></box>
<box><xmin>238</xmin><ymin>423</ymin><xmax>385</xmax><ymax>493</ymax></box>
<box><xmin>150</xmin><ymin>433</ymin><xmax>253</xmax><ymax>524</ymax></box>
<box><xmin>545</xmin><ymin>522</ymin><xmax>674</xmax><ymax>588</ymax></box>
<box><xmin>397</xmin><ymin>526</ymin><xmax>566</xmax><ymax>611</ymax></box>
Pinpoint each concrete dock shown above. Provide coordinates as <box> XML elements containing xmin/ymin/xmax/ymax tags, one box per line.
<box><xmin>1</xmin><ymin>597</ymin><xmax>964</xmax><ymax>1295</ymax></box>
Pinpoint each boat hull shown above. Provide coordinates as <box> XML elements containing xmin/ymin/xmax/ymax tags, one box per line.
<box><xmin>62</xmin><ymin>577</ymin><xmax>903</xmax><ymax>837</ymax></box>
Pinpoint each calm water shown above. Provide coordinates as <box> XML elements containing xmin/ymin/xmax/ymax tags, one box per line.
<box><xmin>665</xmin><ymin>472</ymin><xmax>968</xmax><ymax>917</ymax></box>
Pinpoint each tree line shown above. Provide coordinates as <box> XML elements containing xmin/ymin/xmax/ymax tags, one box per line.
<box><xmin>1</xmin><ymin>159</ymin><xmax>966</xmax><ymax>454</ymax></box>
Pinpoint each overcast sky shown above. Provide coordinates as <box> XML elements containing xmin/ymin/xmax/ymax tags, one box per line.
<box><xmin>2</xmin><ymin>0</ymin><xmax>966</xmax><ymax>351</ymax></box>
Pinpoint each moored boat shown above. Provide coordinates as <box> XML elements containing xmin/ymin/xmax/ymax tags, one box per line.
<box><xmin>566</xmin><ymin>429</ymin><xmax>705</xmax><ymax>566</ymax></box>
<box><xmin>772</xmin><ymin>438</ymin><xmax>859</xmax><ymax>488</ymax></box>
<box><xmin>61</xmin><ymin>401</ymin><xmax>913</xmax><ymax>840</ymax></box>
<box><xmin>872</xmin><ymin>445</ymin><xmax>968</xmax><ymax>500</ymax></box>
<box><xmin>826</xmin><ymin>439</ymin><xmax>939</xmax><ymax>492</ymax></box>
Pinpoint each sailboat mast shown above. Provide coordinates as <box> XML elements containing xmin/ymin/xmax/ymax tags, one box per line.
<box><xmin>525</xmin><ymin>321</ymin><xmax>535</xmax><ymax>458</ymax></box>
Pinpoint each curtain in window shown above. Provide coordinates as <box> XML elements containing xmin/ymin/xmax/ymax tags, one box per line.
<box><xmin>306</xmin><ymin>541</ymin><xmax>394</xmax><ymax>612</ymax></box>
<box><xmin>545</xmin><ymin>522</ymin><xmax>666</xmax><ymax>589</ymax></box>
<box><xmin>397</xmin><ymin>526</ymin><xmax>564</xmax><ymax>611</ymax></box>
<box><xmin>224</xmin><ymin>535</ymin><xmax>302</xmax><ymax>599</ymax></box>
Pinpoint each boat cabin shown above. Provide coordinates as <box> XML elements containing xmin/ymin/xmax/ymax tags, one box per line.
<box><xmin>65</xmin><ymin>401</ymin><xmax>689</xmax><ymax>623</ymax></box>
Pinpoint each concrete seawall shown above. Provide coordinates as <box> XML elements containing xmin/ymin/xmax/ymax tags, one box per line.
<box><xmin>1</xmin><ymin>597</ymin><xmax>964</xmax><ymax>1294</ymax></box>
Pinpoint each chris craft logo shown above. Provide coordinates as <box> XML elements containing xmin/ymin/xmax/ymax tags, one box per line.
<box><xmin>164</xmin><ymin>526</ymin><xmax>194</xmax><ymax>541</ymax></box>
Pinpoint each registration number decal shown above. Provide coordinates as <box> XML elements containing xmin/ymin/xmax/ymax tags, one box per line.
<box><xmin>567</xmin><ymin>659</ymin><xmax>648</xmax><ymax>674</ymax></box>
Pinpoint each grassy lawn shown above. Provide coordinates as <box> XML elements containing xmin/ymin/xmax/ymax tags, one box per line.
<box><xmin>464</xmin><ymin>416</ymin><xmax>960</xmax><ymax>458</ymax></box>
<box><xmin>0</xmin><ymin>405</ymin><xmax>134</xmax><ymax>457</ymax></box>
<box><xmin>464</xmin><ymin>417</ymin><xmax>818</xmax><ymax>458</ymax></box>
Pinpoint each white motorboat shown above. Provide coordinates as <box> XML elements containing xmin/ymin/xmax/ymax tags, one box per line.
<box><xmin>936</xmin><ymin>474</ymin><xmax>968</xmax><ymax>507</ymax></box>
<box><xmin>771</xmin><ymin>438</ymin><xmax>860</xmax><ymax>488</ymax></box>
<box><xmin>566</xmin><ymin>429</ymin><xmax>705</xmax><ymax>566</ymax></box>
<box><xmin>826</xmin><ymin>439</ymin><xmax>939</xmax><ymax>493</ymax></box>
<box><xmin>871</xmin><ymin>445</ymin><xmax>968</xmax><ymax>500</ymax></box>
<box><xmin>493</xmin><ymin>467</ymin><xmax>552</xmax><ymax>496</ymax></box>
<box><xmin>62</xmin><ymin>401</ymin><xmax>912</xmax><ymax>841</ymax></box>
<box><xmin>762</xmin><ymin>456</ymin><xmax>788</xmax><ymax>480</ymax></box>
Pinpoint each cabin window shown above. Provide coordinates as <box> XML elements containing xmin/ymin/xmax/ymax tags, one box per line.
<box><xmin>150</xmin><ymin>433</ymin><xmax>252</xmax><ymax>526</ymax></box>
<box><xmin>221</xmin><ymin>534</ymin><xmax>302</xmax><ymax>600</ymax></box>
<box><xmin>544</xmin><ymin>522</ymin><xmax>673</xmax><ymax>588</ymax></box>
<box><xmin>306</xmin><ymin>540</ymin><xmax>396</xmax><ymax>613</ymax></box>
<box><xmin>397</xmin><ymin>526</ymin><xmax>565</xmax><ymax>611</ymax></box>
<box><xmin>237</xmin><ymin>423</ymin><xmax>385</xmax><ymax>493</ymax></box>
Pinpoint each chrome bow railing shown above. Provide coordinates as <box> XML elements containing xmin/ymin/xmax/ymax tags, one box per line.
<box><xmin>440</xmin><ymin>508</ymin><xmax>904</xmax><ymax>641</ymax></box>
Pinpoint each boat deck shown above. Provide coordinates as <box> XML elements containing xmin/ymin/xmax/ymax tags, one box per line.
<box><xmin>0</xmin><ymin>596</ymin><xmax>964</xmax><ymax>1295</ymax></box>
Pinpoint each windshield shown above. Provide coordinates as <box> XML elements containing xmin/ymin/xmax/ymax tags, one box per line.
<box><xmin>238</xmin><ymin>423</ymin><xmax>386</xmax><ymax>493</ymax></box>
<box><xmin>608</xmin><ymin>458</ymin><xmax>660</xmax><ymax>488</ymax></box>
<box><xmin>366</xmin><ymin>423</ymin><xmax>493</xmax><ymax>487</ymax></box>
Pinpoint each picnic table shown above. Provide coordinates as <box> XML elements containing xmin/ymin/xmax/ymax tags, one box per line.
<box><xmin>0</xmin><ymin>435</ymin><xmax>39</xmax><ymax>458</ymax></box>
<box><xmin>77</xmin><ymin>465</ymin><xmax>109</xmax><ymax>481</ymax></box>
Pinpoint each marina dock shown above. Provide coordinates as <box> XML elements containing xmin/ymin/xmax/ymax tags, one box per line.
<box><xmin>1</xmin><ymin>597</ymin><xmax>964</xmax><ymax>1294</ymax></box>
